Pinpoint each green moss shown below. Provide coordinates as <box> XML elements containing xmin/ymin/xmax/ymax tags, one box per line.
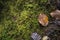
<box><xmin>0</xmin><ymin>0</ymin><xmax>56</xmax><ymax>40</ymax></box>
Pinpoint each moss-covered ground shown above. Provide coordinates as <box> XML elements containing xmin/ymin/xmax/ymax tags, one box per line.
<box><xmin>0</xmin><ymin>0</ymin><xmax>56</xmax><ymax>40</ymax></box>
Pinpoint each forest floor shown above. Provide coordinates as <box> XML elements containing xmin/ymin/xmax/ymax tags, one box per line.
<box><xmin>0</xmin><ymin>0</ymin><xmax>56</xmax><ymax>40</ymax></box>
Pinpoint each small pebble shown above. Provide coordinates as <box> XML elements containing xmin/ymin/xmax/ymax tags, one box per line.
<box><xmin>42</xmin><ymin>36</ymin><xmax>50</xmax><ymax>40</ymax></box>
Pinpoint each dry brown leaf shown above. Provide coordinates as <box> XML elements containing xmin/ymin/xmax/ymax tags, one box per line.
<box><xmin>50</xmin><ymin>10</ymin><xmax>60</xmax><ymax>20</ymax></box>
<box><xmin>38</xmin><ymin>13</ymin><xmax>49</xmax><ymax>26</ymax></box>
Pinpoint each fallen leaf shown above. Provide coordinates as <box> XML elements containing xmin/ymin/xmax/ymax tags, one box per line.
<box><xmin>50</xmin><ymin>10</ymin><xmax>60</xmax><ymax>20</ymax></box>
<box><xmin>38</xmin><ymin>13</ymin><xmax>49</xmax><ymax>26</ymax></box>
